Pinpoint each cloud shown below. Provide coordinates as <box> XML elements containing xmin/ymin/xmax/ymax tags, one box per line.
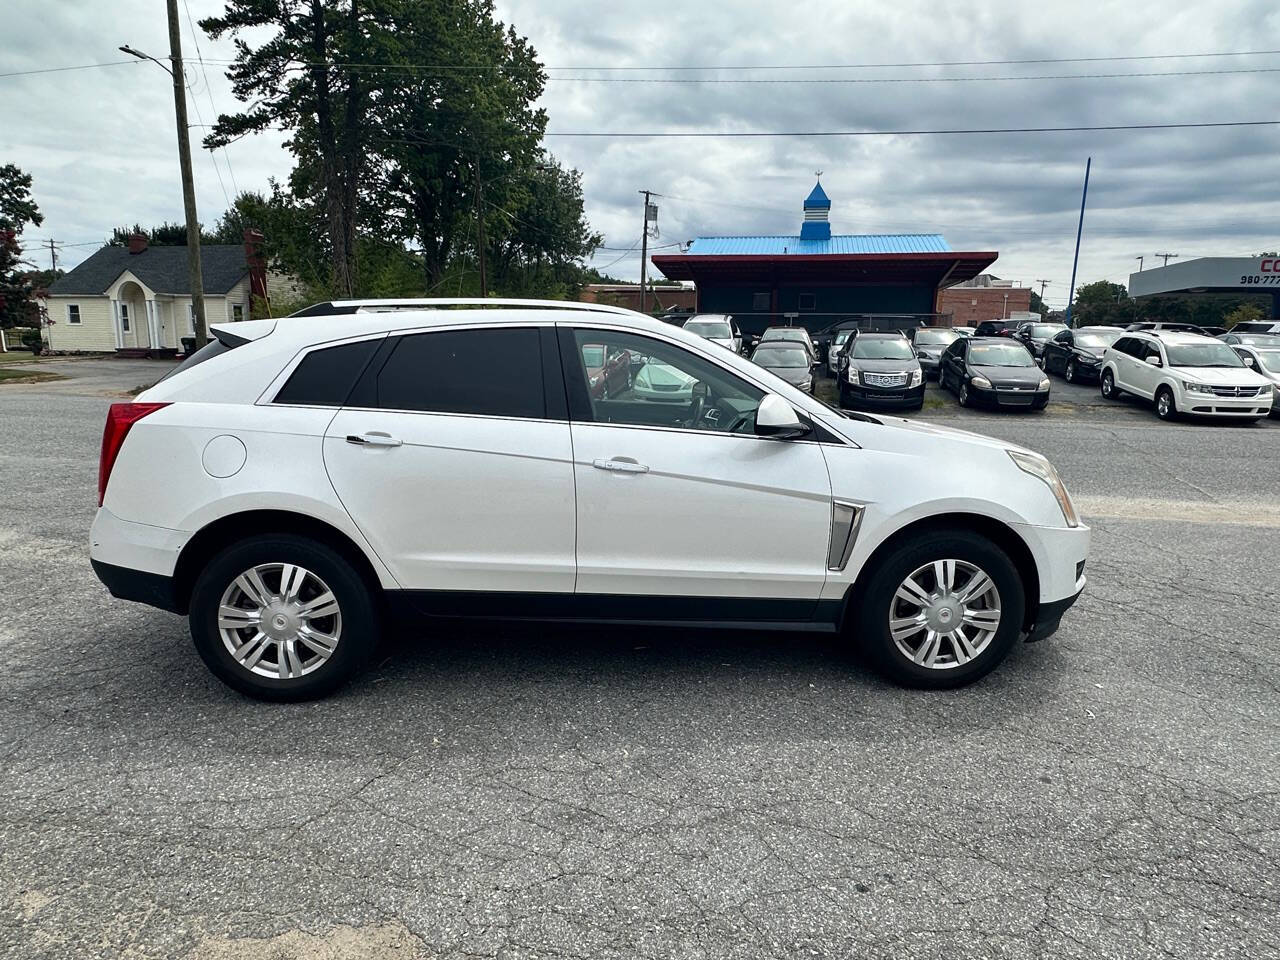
<box><xmin>4</xmin><ymin>0</ymin><xmax>1279</xmax><ymax>300</ymax></box>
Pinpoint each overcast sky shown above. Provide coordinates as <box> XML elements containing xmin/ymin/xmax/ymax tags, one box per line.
<box><xmin>5</xmin><ymin>0</ymin><xmax>1279</xmax><ymax>308</ymax></box>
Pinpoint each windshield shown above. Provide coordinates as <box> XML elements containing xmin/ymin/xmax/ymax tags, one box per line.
<box><xmin>1031</xmin><ymin>324</ymin><xmax>1067</xmax><ymax>338</ymax></box>
<box><xmin>754</xmin><ymin>347</ymin><xmax>809</xmax><ymax>368</ymax></box>
<box><xmin>970</xmin><ymin>343</ymin><xmax>1035</xmax><ymax>367</ymax></box>
<box><xmin>1166</xmin><ymin>341</ymin><xmax>1244</xmax><ymax>368</ymax></box>
<box><xmin>763</xmin><ymin>329</ymin><xmax>808</xmax><ymax>343</ymax></box>
<box><xmin>1255</xmin><ymin>350</ymin><xmax>1280</xmax><ymax>374</ymax></box>
<box><xmin>915</xmin><ymin>329</ymin><xmax>959</xmax><ymax>346</ymax></box>
<box><xmin>1237</xmin><ymin>334</ymin><xmax>1280</xmax><ymax>347</ymax></box>
<box><xmin>853</xmin><ymin>338</ymin><xmax>914</xmax><ymax>360</ymax></box>
<box><xmin>685</xmin><ymin>320</ymin><xmax>733</xmax><ymax>338</ymax></box>
<box><xmin>833</xmin><ymin>330</ymin><xmax>852</xmax><ymax>345</ymax></box>
<box><xmin>1075</xmin><ymin>331</ymin><xmax>1121</xmax><ymax>349</ymax></box>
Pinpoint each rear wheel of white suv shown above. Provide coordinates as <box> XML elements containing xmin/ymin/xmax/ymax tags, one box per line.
<box><xmin>854</xmin><ymin>529</ymin><xmax>1025</xmax><ymax>688</ymax></box>
<box><xmin>189</xmin><ymin>534</ymin><xmax>378</xmax><ymax>701</ymax></box>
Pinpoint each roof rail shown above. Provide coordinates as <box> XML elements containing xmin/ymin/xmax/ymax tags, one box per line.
<box><xmin>288</xmin><ymin>297</ymin><xmax>641</xmax><ymax>318</ymax></box>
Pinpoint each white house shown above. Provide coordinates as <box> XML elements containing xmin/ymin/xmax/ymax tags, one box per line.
<box><xmin>43</xmin><ymin>233</ymin><xmax>261</xmax><ymax>354</ymax></box>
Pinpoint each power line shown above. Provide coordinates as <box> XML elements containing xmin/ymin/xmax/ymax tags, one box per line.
<box><xmin>543</xmin><ymin>119</ymin><xmax>1280</xmax><ymax>138</ymax></box>
<box><xmin>545</xmin><ymin>66</ymin><xmax>1280</xmax><ymax>84</ymax></box>
<box><xmin>182</xmin><ymin>0</ymin><xmax>240</xmax><ymax>197</ymax></box>
<box><xmin>0</xmin><ymin>60</ymin><xmax>140</xmax><ymax>79</ymax></box>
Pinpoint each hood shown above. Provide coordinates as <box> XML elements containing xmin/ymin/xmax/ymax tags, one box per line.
<box><xmin>847</xmin><ymin>357</ymin><xmax>921</xmax><ymax>374</ymax></box>
<box><xmin>1174</xmin><ymin>366</ymin><xmax>1271</xmax><ymax>387</ymax></box>
<box><xmin>970</xmin><ymin>364</ymin><xmax>1043</xmax><ymax>386</ymax></box>
<box><xmin>764</xmin><ymin>365</ymin><xmax>811</xmax><ymax>385</ymax></box>
<box><xmin>915</xmin><ymin>345</ymin><xmax>946</xmax><ymax>357</ymax></box>
<box><xmin>709</xmin><ymin>337</ymin><xmax>736</xmax><ymax>349</ymax></box>
<box><xmin>817</xmin><ymin>408</ymin><xmax>1038</xmax><ymax>459</ymax></box>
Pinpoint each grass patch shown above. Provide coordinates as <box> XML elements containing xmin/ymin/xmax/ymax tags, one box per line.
<box><xmin>0</xmin><ymin>369</ymin><xmax>66</xmax><ymax>385</ymax></box>
<box><xmin>0</xmin><ymin>352</ymin><xmax>43</xmax><ymax>365</ymax></box>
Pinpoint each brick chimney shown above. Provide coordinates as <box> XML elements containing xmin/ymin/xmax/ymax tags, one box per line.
<box><xmin>243</xmin><ymin>228</ymin><xmax>268</xmax><ymax>301</ymax></box>
<box><xmin>127</xmin><ymin>233</ymin><xmax>148</xmax><ymax>255</ymax></box>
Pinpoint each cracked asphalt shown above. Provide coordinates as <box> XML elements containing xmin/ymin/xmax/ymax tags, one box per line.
<box><xmin>2</xmin><ymin>358</ymin><xmax>1278</xmax><ymax>959</ymax></box>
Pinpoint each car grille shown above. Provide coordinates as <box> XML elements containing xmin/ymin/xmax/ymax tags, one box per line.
<box><xmin>863</xmin><ymin>372</ymin><xmax>907</xmax><ymax>387</ymax></box>
<box><xmin>997</xmin><ymin>393</ymin><xmax>1035</xmax><ymax>406</ymax></box>
<box><xmin>649</xmin><ymin>382</ymin><xmax>684</xmax><ymax>392</ymax></box>
<box><xmin>1207</xmin><ymin>385</ymin><xmax>1260</xmax><ymax>397</ymax></box>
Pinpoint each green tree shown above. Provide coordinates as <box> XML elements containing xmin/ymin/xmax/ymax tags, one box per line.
<box><xmin>0</xmin><ymin>163</ymin><xmax>44</xmax><ymax>329</ymax></box>
<box><xmin>109</xmin><ymin>221</ymin><xmax>218</xmax><ymax>246</ymax></box>
<box><xmin>1223</xmin><ymin>303</ymin><xmax>1266</xmax><ymax>329</ymax></box>
<box><xmin>1070</xmin><ymin>280</ymin><xmax>1136</xmax><ymax>327</ymax></box>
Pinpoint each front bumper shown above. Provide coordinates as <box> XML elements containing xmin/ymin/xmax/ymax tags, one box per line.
<box><xmin>969</xmin><ymin>384</ymin><xmax>1050</xmax><ymax>409</ymax></box>
<box><xmin>918</xmin><ymin>355</ymin><xmax>943</xmax><ymax>377</ymax></box>
<box><xmin>1071</xmin><ymin>359</ymin><xmax>1104</xmax><ymax>381</ymax></box>
<box><xmin>1012</xmin><ymin>520</ymin><xmax>1089</xmax><ymax>642</ymax></box>
<box><xmin>1025</xmin><ymin>586</ymin><xmax>1083</xmax><ymax>642</ymax></box>
<box><xmin>843</xmin><ymin>381</ymin><xmax>926</xmax><ymax>408</ymax></box>
<box><xmin>1178</xmin><ymin>388</ymin><xmax>1272</xmax><ymax>417</ymax></box>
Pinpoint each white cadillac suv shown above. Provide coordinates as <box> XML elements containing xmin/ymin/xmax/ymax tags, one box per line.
<box><xmin>1099</xmin><ymin>331</ymin><xmax>1274</xmax><ymax>421</ymax></box>
<box><xmin>91</xmin><ymin>299</ymin><xmax>1089</xmax><ymax>700</ymax></box>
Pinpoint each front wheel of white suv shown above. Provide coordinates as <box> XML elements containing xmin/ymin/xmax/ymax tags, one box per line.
<box><xmin>189</xmin><ymin>534</ymin><xmax>379</xmax><ymax>701</ymax></box>
<box><xmin>853</xmin><ymin>529</ymin><xmax>1026</xmax><ymax>689</ymax></box>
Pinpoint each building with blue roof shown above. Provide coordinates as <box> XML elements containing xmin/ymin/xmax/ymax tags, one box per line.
<box><xmin>652</xmin><ymin>180</ymin><xmax>997</xmax><ymax>336</ymax></box>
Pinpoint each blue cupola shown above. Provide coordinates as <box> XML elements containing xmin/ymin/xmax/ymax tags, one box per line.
<box><xmin>800</xmin><ymin>179</ymin><xmax>831</xmax><ymax>241</ymax></box>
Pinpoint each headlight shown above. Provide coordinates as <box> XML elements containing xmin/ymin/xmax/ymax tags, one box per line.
<box><xmin>1080</xmin><ymin>353</ymin><xmax>1102</xmax><ymax>365</ymax></box>
<box><xmin>910</xmin><ymin>369</ymin><xmax>923</xmax><ymax>387</ymax></box>
<box><xmin>1184</xmin><ymin>381</ymin><xmax>1215</xmax><ymax>394</ymax></box>
<box><xmin>1038</xmin><ymin>377</ymin><xmax>1051</xmax><ymax>391</ymax></box>
<box><xmin>1008</xmin><ymin>450</ymin><xmax>1079</xmax><ymax>527</ymax></box>
<box><xmin>971</xmin><ymin>374</ymin><xmax>992</xmax><ymax>389</ymax></box>
<box><xmin>848</xmin><ymin>364</ymin><xmax>859</xmax><ymax>383</ymax></box>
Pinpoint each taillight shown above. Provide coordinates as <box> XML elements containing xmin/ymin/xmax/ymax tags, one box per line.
<box><xmin>98</xmin><ymin>402</ymin><xmax>170</xmax><ymax>506</ymax></box>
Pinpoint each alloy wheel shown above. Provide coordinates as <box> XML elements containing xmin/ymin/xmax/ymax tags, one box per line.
<box><xmin>217</xmin><ymin>563</ymin><xmax>343</xmax><ymax>679</ymax></box>
<box><xmin>959</xmin><ymin>382</ymin><xmax>970</xmax><ymax>406</ymax></box>
<box><xmin>888</xmin><ymin>559</ymin><xmax>1002</xmax><ymax>670</ymax></box>
<box><xmin>1157</xmin><ymin>390</ymin><xmax>1172</xmax><ymax>418</ymax></box>
<box><xmin>1065</xmin><ymin>360</ymin><xmax>1076</xmax><ymax>383</ymax></box>
<box><xmin>1101</xmin><ymin>371</ymin><xmax>1114</xmax><ymax>398</ymax></box>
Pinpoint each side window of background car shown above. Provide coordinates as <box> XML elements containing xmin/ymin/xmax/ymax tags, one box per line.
<box><xmin>564</xmin><ymin>328</ymin><xmax>764</xmax><ymax>434</ymax></box>
<box><xmin>371</xmin><ymin>327</ymin><xmax>545</xmax><ymax>418</ymax></box>
<box><xmin>1053</xmin><ymin>331</ymin><xmax>1071</xmax><ymax>344</ymax></box>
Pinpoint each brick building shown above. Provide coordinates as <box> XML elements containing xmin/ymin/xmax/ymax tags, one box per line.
<box><xmin>580</xmin><ymin>284</ymin><xmax>697</xmax><ymax>313</ymax></box>
<box><xmin>936</xmin><ymin>274</ymin><xmax>1032</xmax><ymax>326</ymax></box>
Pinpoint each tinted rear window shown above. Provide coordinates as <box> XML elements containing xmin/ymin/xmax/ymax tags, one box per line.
<box><xmin>274</xmin><ymin>338</ymin><xmax>382</xmax><ymax>406</ymax></box>
<box><xmin>156</xmin><ymin>336</ymin><xmax>235</xmax><ymax>383</ymax></box>
<box><xmin>375</xmin><ymin>327</ymin><xmax>544</xmax><ymax>418</ymax></box>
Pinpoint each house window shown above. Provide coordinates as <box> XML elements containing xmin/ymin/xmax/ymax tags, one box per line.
<box><xmin>798</xmin><ymin>293</ymin><xmax>816</xmax><ymax>311</ymax></box>
<box><xmin>752</xmin><ymin>292</ymin><xmax>770</xmax><ymax>312</ymax></box>
<box><xmin>232</xmin><ymin>304</ymin><xmax>244</xmax><ymax>322</ymax></box>
<box><xmin>187</xmin><ymin>304</ymin><xmax>195</xmax><ymax>335</ymax></box>
<box><xmin>67</xmin><ymin>304</ymin><xmax>81</xmax><ymax>325</ymax></box>
<box><xmin>119</xmin><ymin>303</ymin><xmax>131</xmax><ymax>332</ymax></box>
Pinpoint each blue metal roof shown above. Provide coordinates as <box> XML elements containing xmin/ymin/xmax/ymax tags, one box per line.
<box><xmin>684</xmin><ymin>234</ymin><xmax>952</xmax><ymax>256</ymax></box>
<box><xmin>803</xmin><ymin>181</ymin><xmax>831</xmax><ymax>208</ymax></box>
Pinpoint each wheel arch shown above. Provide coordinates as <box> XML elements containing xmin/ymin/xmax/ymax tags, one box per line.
<box><xmin>841</xmin><ymin>512</ymin><xmax>1041</xmax><ymax>634</ymax></box>
<box><xmin>172</xmin><ymin>510</ymin><xmax>385</xmax><ymax>616</ymax></box>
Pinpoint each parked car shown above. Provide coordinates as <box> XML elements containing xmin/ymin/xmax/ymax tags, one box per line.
<box><xmin>974</xmin><ymin>319</ymin><xmax>1020</xmax><ymax>338</ymax></box>
<box><xmin>1041</xmin><ymin>326</ymin><xmax>1123</xmax><ymax>383</ymax></box>
<box><xmin>632</xmin><ymin>358</ymin><xmax>698</xmax><ymax>403</ymax></box>
<box><xmin>1228</xmin><ymin>343</ymin><xmax>1280</xmax><ymax>416</ymax></box>
<box><xmin>1218</xmin><ymin>332</ymin><xmax>1280</xmax><ymax>348</ymax></box>
<box><xmin>907</xmin><ymin>327</ymin><xmax>961</xmax><ymax>379</ymax></box>
<box><xmin>760</xmin><ymin>326</ymin><xmax>817</xmax><ymax>362</ymax></box>
<box><xmin>91</xmin><ymin>298</ymin><xmax>1088</xmax><ymax>700</ymax></box>
<box><xmin>682</xmin><ymin>314</ymin><xmax>742</xmax><ymax>354</ymax></box>
<box><xmin>953</xmin><ymin>326</ymin><xmax>976</xmax><ymax>338</ymax></box>
<box><xmin>826</xmin><ymin>328</ymin><xmax>855</xmax><ymax>376</ymax></box>
<box><xmin>1124</xmin><ymin>322</ymin><xmax>1202</xmax><ymax>333</ymax></box>
<box><xmin>939</xmin><ymin>337</ymin><xmax>1050</xmax><ymax>410</ymax></box>
<box><xmin>751</xmin><ymin>343</ymin><xmax>814</xmax><ymax>393</ymax></box>
<box><xmin>1231</xmin><ymin>321</ymin><xmax>1280</xmax><ymax>334</ymax></box>
<box><xmin>1100</xmin><ymin>331</ymin><xmax>1274</xmax><ymax>421</ymax></box>
<box><xmin>1014</xmin><ymin>322</ymin><xmax>1069</xmax><ymax>362</ymax></box>
<box><xmin>838</xmin><ymin>333</ymin><xmax>925</xmax><ymax>411</ymax></box>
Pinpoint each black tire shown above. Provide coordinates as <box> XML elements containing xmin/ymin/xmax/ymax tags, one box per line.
<box><xmin>838</xmin><ymin>381</ymin><xmax>850</xmax><ymax>408</ymax></box>
<box><xmin>1155</xmin><ymin>385</ymin><xmax>1177</xmax><ymax>421</ymax></box>
<box><xmin>1064</xmin><ymin>359</ymin><xmax>1077</xmax><ymax>383</ymax></box>
<box><xmin>189</xmin><ymin>534</ymin><xmax>379</xmax><ymax>701</ymax></box>
<box><xmin>853</xmin><ymin>529</ymin><xmax>1026</xmax><ymax>689</ymax></box>
<box><xmin>958</xmin><ymin>380</ymin><xmax>972</xmax><ymax>407</ymax></box>
<box><xmin>1100</xmin><ymin>369</ymin><xmax>1121</xmax><ymax>400</ymax></box>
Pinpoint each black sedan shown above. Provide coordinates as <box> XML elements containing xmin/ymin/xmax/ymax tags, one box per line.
<box><xmin>1041</xmin><ymin>326</ymin><xmax>1122</xmax><ymax>383</ymax></box>
<box><xmin>939</xmin><ymin>337</ymin><xmax>1050</xmax><ymax>410</ymax></box>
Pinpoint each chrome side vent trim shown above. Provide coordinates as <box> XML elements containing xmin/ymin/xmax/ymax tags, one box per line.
<box><xmin>827</xmin><ymin>501</ymin><xmax>865</xmax><ymax>571</ymax></box>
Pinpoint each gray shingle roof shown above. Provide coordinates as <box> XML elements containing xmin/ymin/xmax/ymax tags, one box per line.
<box><xmin>47</xmin><ymin>244</ymin><xmax>249</xmax><ymax>296</ymax></box>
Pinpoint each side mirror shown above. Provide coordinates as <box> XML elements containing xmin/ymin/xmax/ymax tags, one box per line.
<box><xmin>1144</xmin><ymin>355</ymin><xmax>1163</xmax><ymax>367</ymax></box>
<box><xmin>916</xmin><ymin>350</ymin><xmax>927</xmax><ymax>359</ymax></box>
<box><xmin>755</xmin><ymin>394</ymin><xmax>811</xmax><ymax>440</ymax></box>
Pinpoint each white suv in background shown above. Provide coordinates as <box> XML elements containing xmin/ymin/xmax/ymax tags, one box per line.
<box><xmin>91</xmin><ymin>299</ymin><xmax>1088</xmax><ymax>701</ymax></box>
<box><xmin>1100</xmin><ymin>331</ymin><xmax>1273</xmax><ymax>422</ymax></box>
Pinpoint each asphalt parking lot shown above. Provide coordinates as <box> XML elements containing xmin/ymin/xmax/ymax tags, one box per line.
<box><xmin>2</xmin><ymin>357</ymin><xmax>1278</xmax><ymax>959</ymax></box>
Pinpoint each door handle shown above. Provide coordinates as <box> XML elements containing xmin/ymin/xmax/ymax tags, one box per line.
<box><xmin>346</xmin><ymin>432</ymin><xmax>402</xmax><ymax>447</ymax></box>
<box><xmin>593</xmin><ymin>457</ymin><xmax>649</xmax><ymax>474</ymax></box>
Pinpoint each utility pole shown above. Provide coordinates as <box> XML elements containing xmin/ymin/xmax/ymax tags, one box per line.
<box><xmin>1063</xmin><ymin>157</ymin><xmax>1091</xmax><ymax>329</ymax></box>
<box><xmin>1035</xmin><ymin>279</ymin><xmax>1050</xmax><ymax>301</ymax></box>
<box><xmin>1155</xmin><ymin>252</ymin><xmax>1178</xmax><ymax>267</ymax></box>
<box><xmin>639</xmin><ymin>190</ymin><xmax>658</xmax><ymax>315</ymax></box>
<box><xmin>1134</xmin><ymin>256</ymin><xmax>1144</xmax><ymax>273</ymax></box>
<box><xmin>47</xmin><ymin>239</ymin><xmax>57</xmax><ymax>273</ymax></box>
<box><xmin>1002</xmin><ymin>293</ymin><xmax>1009</xmax><ymax>319</ymax></box>
<box><xmin>124</xmin><ymin>6</ymin><xmax>207</xmax><ymax>345</ymax></box>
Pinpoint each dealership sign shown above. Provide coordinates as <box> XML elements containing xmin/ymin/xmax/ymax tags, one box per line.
<box><xmin>1129</xmin><ymin>257</ymin><xmax>1280</xmax><ymax>297</ymax></box>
